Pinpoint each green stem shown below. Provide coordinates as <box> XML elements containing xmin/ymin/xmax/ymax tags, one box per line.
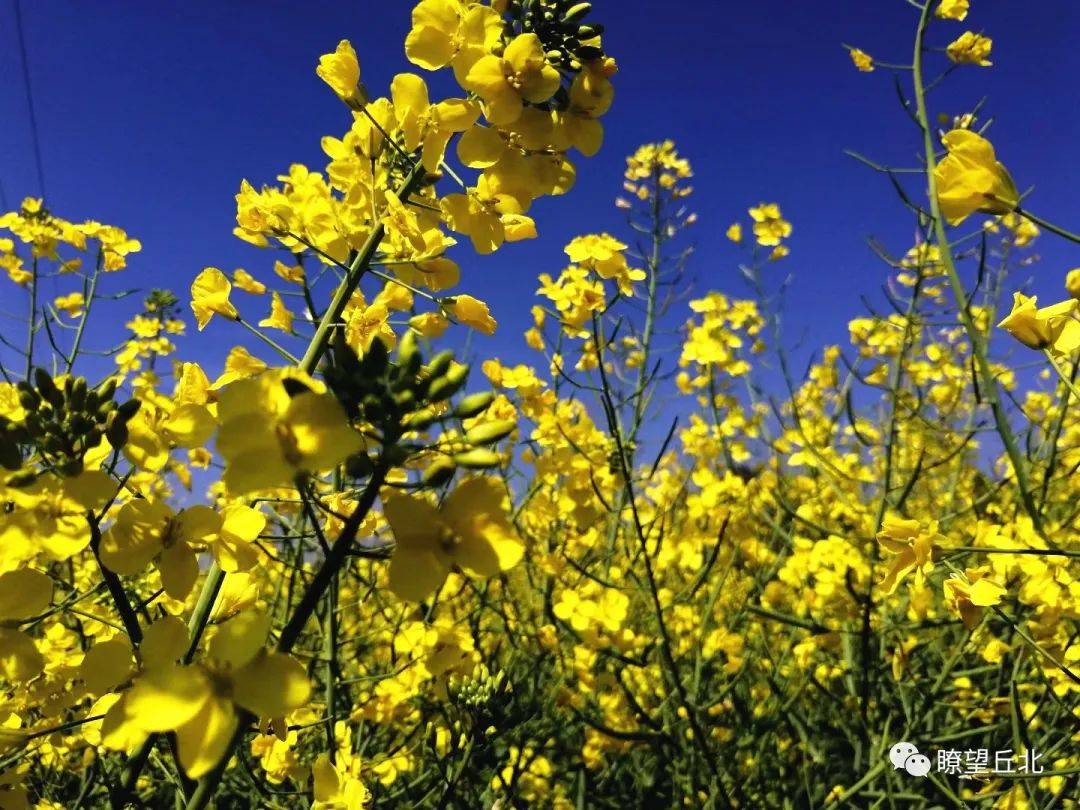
<box><xmin>911</xmin><ymin>2</ymin><xmax>1046</xmax><ymax>537</ymax></box>
<box><xmin>1018</xmin><ymin>208</ymin><xmax>1080</xmax><ymax>246</ymax></box>
<box><xmin>299</xmin><ymin>160</ymin><xmax>426</xmax><ymax>375</ymax></box>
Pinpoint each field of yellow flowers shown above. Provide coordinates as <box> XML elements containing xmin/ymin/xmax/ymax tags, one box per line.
<box><xmin>1</xmin><ymin>0</ymin><xmax>1079</xmax><ymax>807</ymax></box>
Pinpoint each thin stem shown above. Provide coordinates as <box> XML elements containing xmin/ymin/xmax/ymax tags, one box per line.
<box><xmin>1018</xmin><ymin>208</ymin><xmax>1080</xmax><ymax>246</ymax></box>
<box><xmin>911</xmin><ymin>3</ymin><xmax>1046</xmax><ymax>537</ymax></box>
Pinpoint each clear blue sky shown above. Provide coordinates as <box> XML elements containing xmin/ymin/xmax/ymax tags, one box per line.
<box><xmin>2</xmin><ymin>0</ymin><xmax>1079</xmax><ymax>380</ymax></box>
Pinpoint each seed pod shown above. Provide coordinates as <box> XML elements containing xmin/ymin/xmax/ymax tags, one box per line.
<box><xmin>452</xmin><ymin>448</ymin><xmax>502</xmax><ymax>469</ymax></box>
<box><xmin>421</xmin><ymin>457</ymin><xmax>456</xmax><ymax>487</ymax></box>
<box><xmin>453</xmin><ymin>391</ymin><xmax>496</xmax><ymax>419</ymax></box>
<box><xmin>427</xmin><ymin>364</ymin><xmax>469</xmax><ymax>403</ymax></box>
<box><xmin>465</xmin><ymin>419</ymin><xmax>517</xmax><ymax>446</ymax></box>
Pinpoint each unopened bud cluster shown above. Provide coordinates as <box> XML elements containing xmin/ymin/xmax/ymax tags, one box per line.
<box><xmin>326</xmin><ymin>331</ymin><xmax>510</xmax><ymax>480</ymax></box>
<box><xmin>1</xmin><ymin>369</ymin><xmax>140</xmax><ymax>476</ymax></box>
<box><xmin>505</xmin><ymin>0</ymin><xmax>605</xmax><ymax>73</ymax></box>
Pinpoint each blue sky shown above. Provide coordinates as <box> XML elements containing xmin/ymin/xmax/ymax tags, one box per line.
<box><xmin>2</xmin><ymin>0</ymin><xmax>1079</xmax><ymax>384</ymax></box>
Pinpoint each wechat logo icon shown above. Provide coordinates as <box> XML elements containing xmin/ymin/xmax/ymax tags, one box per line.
<box><xmin>889</xmin><ymin>742</ymin><xmax>931</xmax><ymax>777</ymax></box>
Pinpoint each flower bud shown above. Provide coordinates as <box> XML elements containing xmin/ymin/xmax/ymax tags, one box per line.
<box><xmin>453</xmin><ymin>392</ymin><xmax>496</xmax><ymax>419</ymax></box>
<box><xmin>562</xmin><ymin>2</ymin><xmax>591</xmax><ymax>24</ymax></box>
<box><xmin>452</xmin><ymin>448</ymin><xmax>502</xmax><ymax>469</ymax></box>
<box><xmin>465</xmin><ymin>420</ymin><xmax>517</xmax><ymax>446</ymax></box>
<box><xmin>427</xmin><ymin>364</ymin><xmax>469</xmax><ymax>403</ymax></box>
<box><xmin>421</xmin><ymin>457</ymin><xmax>456</xmax><ymax>487</ymax></box>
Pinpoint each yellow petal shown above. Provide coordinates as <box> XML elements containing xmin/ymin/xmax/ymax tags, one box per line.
<box><xmin>232</xmin><ymin>652</ymin><xmax>312</xmax><ymax>719</ymax></box>
<box><xmin>125</xmin><ymin>663</ymin><xmax>212</xmax><ymax>733</ymax></box>
<box><xmin>0</xmin><ymin>569</ymin><xmax>52</xmax><ymax>620</ymax></box>
<box><xmin>175</xmin><ymin>696</ymin><xmax>238</xmax><ymax>779</ymax></box>
<box><xmin>80</xmin><ymin>638</ymin><xmax>135</xmax><ymax>695</ymax></box>
<box><xmin>141</xmin><ymin>615</ymin><xmax>190</xmax><ymax>670</ymax></box>
<box><xmin>208</xmin><ymin>610</ymin><xmax>271</xmax><ymax>669</ymax></box>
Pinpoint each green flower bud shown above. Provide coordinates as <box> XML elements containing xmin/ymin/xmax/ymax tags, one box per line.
<box><xmin>115</xmin><ymin>399</ymin><xmax>142</xmax><ymax>423</ymax></box>
<box><xmin>424</xmin><ymin>350</ymin><xmax>455</xmax><ymax>380</ymax></box>
<box><xmin>453</xmin><ymin>392</ymin><xmax>496</xmax><ymax>419</ymax></box>
<box><xmin>34</xmin><ymin>369</ymin><xmax>63</xmax><ymax>407</ymax></box>
<box><xmin>105</xmin><ymin>415</ymin><xmax>129</xmax><ymax>450</ymax></box>
<box><xmin>401</xmin><ymin>407</ymin><xmax>439</xmax><ymax>432</ymax></box>
<box><xmin>465</xmin><ymin>420</ymin><xmax>516</xmax><ymax>446</ymax></box>
<box><xmin>562</xmin><ymin>2</ymin><xmax>591</xmax><ymax>23</ymax></box>
<box><xmin>421</xmin><ymin>457</ymin><xmax>456</xmax><ymax>487</ymax></box>
<box><xmin>393</xmin><ymin>389</ymin><xmax>416</xmax><ymax>412</ymax></box>
<box><xmin>96</xmin><ymin>378</ymin><xmax>118</xmax><ymax>401</ymax></box>
<box><xmin>427</xmin><ymin>364</ymin><xmax>469</xmax><ymax>403</ymax></box>
<box><xmin>452</xmin><ymin>448</ymin><xmax>502</xmax><ymax>469</ymax></box>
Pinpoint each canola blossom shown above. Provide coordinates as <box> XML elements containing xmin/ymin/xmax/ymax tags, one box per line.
<box><xmin>0</xmin><ymin>1</ymin><xmax>1078</xmax><ymax>808</ymax></box>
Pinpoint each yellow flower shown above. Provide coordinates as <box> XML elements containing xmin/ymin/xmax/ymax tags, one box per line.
<box><xmin>383</xmin><ymin>477</ymin><xmax>524</xmax><ymax>601</ymax></box>
<box><xmin>726</xmin><ymin>223</ymin><xmax>742</xmax><ymax>243</ymax></box>
<box><xmin>943</xmin><ymin>567</ymin><xmax>1006</xmax><ymax>629</ymax></box>
<box><xmin>0</xmin><ymin>569</ymin><xmax>52</xmax><ymax>681</ymax></box>
<box><xmin>997</xmin><ymin>293</ymin><xmax>1080</xmax><ymax>355</ymax></box>
<box><xmin>232</xmin><ymin>269</ymin><xmax>266</xmax><ymax>295</ymax></box>
<box><xmin>934</xmin><ymin>130</ymin><xmax>1017</xmax><ymax>225</ymax></box>
<box><xmin>946</xmin><ymin>31</ymin><xmax>992</xmax><ymax>66</ymax></box>
<box><xmin>53</xmin><ymin>292</ymin><xmax>85</xmax><ymax>318</ymax></box>
<box><xmin>216</xmin><ymin>370</ymin><xmax>363</xmax><ymax>495</ymax></box>
<box><xmin>446</xmin><ymin>294</ymin><xmax>497</xmax><ymax>335</ymax></box>
<box><xmin>936</xmin><ymin>0</ymin><xmax>969</xmax><ymax>20</ymax></box>
<box><xmin>211</xmin><ymin>345</ymin><xmax>268</xmax><ymax>389</ymax></box>
<box><xmin>258</xmin><ymin>292</ymin><xmax>295</xmax><ymax>334</ymax></box>
<box><xmin>317</xmin><ymin>40</ymin><xmax>367</xmax><ymax>107</ymax></box>
<box><xmin>100</xmin><ymin>500</ymin><xmax>263</xmax><ymax>599</ymax></box>
<box><xmin>440</xmin><ymin>175</ymin><xmax>529</xmax><ymax>254</ymax></box>
<box><xmin>404</xmin><ymin>0</ymin><xmax>502</xmax><ymax>83</ymax></box>
<box><xmin>564</xmin><ymin>234</ymin><xmax>645</xmax><ymax>296</ymax></box>
<box><xmin>312</xmin><ymin>753</ymin><xmax>372</xmax><ymax>809</ymax></box>
<box><xmin>464</xmin><ymin>34</ymin><xmax>561</xmax><ymax>125</ymax></box>
<box><xmin>849</xmin><ymin>48</ymin><xmax>874</xmax><ymax>72</ymax></box>
<box><xmin>123</xmin><ymin>391</ymin><xmax>215</xmax><ymax>472</ymax></box>
<box><xmin>115</xmin><ymin>611</ymin><xmax>311</xmax><ymax>778</ymax></box>
<box><xmin>1066</xmin><ymin>268</ymin><xmax>1080</xmax><ymax>300</ymax></box>
<box><xmin>0</xmin><ymin>471</ymin><xmax>115</xmax><ymax>563</ymax></box>
<box><xmin>876</xmin><ymin>518</ymin><xmax>944</xmax><ymax>594</ymax></box>
<box><xmin>748</xmin><ymin>203</ymin><xmax>791</xmax><ymax>246</ymax></box>
<box><xmin>191</xmin><ymin>267</ymin><xmax>239</xmax><ymax>331</ymax></box>
<box><xmin>391</xmin><ymin>73</ymin><xmax>479</xmax><ymax>172</ymax></box>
